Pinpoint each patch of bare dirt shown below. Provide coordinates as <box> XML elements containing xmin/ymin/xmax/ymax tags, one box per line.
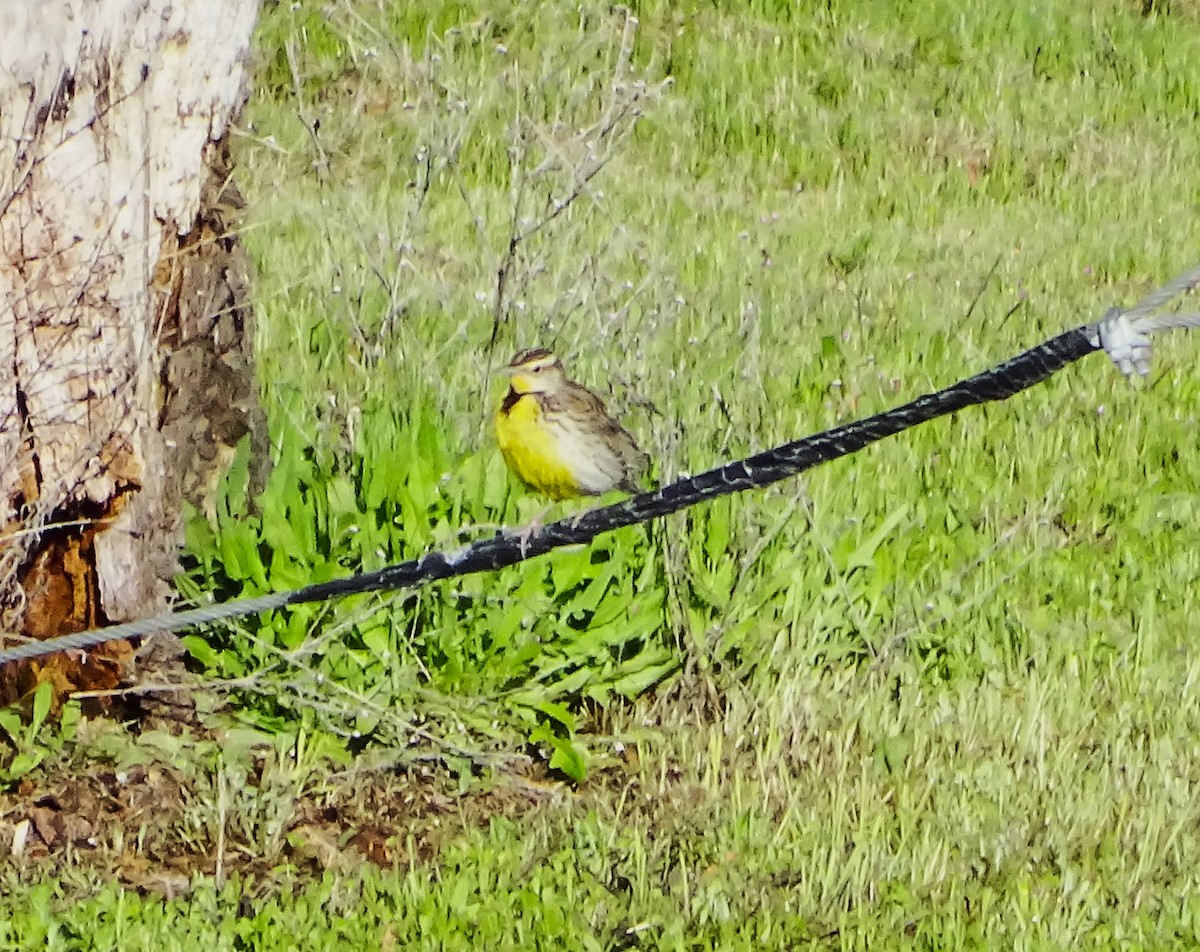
<box><xmin>0</xmin><ymin>719</ymin><xmax>583</xmax><ymax>898</ymax></box>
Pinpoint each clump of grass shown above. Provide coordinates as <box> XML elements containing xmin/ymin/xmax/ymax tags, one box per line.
<box><xmin>65</xmin><ymin>0</ymin><xmax>1198</xmax><ymax>942</ymax></box>
<box><xmin>210</xmin><ymin>0</ymin><xmax>1200</xmax><ymax>771</ymax></box>
<box><xmin>186</xmin><ymin>3</ymin><xmax>686</xmax><ymax>775</ymax></box>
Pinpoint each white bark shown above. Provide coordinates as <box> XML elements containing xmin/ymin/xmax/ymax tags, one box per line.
<box><xmin>0</xmin><ymin>0</ymin><xmax>261</xmax><ymax>629</ymax></box>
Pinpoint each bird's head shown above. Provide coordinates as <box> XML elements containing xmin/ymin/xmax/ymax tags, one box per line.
<box><xmin>504</xmin><ymin>347</ymin><xmax>566</xmax><ymax>395</ymax></box>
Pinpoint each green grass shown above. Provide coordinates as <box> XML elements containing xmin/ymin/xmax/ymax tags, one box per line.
<box><xmin>5</xmin><ymin>0</ymin><xmax>1200</xmax><ymax>946</ymax></box>
<box><xmin>5</xmin><ymin>657</ymin><xmax>1200</xmax><ymax>947</ymax></box>
<box><xmin>214</xmin><ymin>0</ymin><xmax>1200</xmax><ymax>746</ymax></box>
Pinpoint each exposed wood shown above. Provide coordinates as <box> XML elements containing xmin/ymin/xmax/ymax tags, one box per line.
<box><xmin>0</xmin><ymin>0</ymin><xmax>263</xmax><ymax>700</ymax></box>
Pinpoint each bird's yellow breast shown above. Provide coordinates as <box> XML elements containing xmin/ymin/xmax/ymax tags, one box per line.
<box><xmin>494</xmin><ymin>393</ymin><xmax>583</xmax><ymax>501</ymax></box>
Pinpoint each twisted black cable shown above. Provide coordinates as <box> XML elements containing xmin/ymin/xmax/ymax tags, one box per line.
<box><xmin>297</xmin><ymin>326</ymin><xmax>1098</xmax><ymax>600</ymax></box>
<box><xmin>0</xmin><ymin>324</ymin><xmax>1101</xmax><ymax>666</ymax></box>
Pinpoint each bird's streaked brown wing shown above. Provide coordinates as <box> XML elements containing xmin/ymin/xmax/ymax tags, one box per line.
<box><xmin>553</xmin><ymin>383</ymin><xmax>648</xmax><ymax>493</ymax></box>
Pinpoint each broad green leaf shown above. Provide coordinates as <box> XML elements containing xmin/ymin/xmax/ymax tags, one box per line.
<box><xmin>30</xmin><ymin>682</ymin><xmax>52</xmax><ymax>734</ymax></box>
<box><xmin>181</xmin><ymin>634</ymin><xmax>220</xmax><ymax>669</ymax></box>
<box><xmin>547</xmin><ymin>737</ymin><xmax>586</xmax><ymax>782</ymax></box>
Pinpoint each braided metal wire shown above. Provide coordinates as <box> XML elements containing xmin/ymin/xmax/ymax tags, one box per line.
<box><xmin>289</xmin><ymin>326</ymin><xmax>1098</xmax><ymax>604</ymax></box>
<box><xmin>2</xmin><ymin>264</ymin><xmax>1197</xmax><ymax>668</ymax></box>
<box><xmin>0</xmin><ymin>592</ymin><xmax>294</xmax><ymax>664</ymax></box>
<box><xmin>0</xmin><ymin>326</ymin><xmax>1099</xmax><ymax>666</ymax></box>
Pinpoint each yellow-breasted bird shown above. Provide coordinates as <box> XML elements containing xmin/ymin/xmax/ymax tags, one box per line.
<box><xmin>495</xmin><ymin>347</ymin><xmax>649</xmax><ymax>501</ymax></box>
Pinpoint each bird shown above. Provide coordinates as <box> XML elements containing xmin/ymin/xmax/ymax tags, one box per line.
<box><xmin>494</xmin><ymin>347</ymin><xmax>649</xmax><ymax>501</ymax></box>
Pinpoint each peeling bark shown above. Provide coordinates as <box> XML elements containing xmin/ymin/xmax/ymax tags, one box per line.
<box><xmin>0</xmin><ymin>0</ymin><xmax>264</xmax><ymax>701</ymax></box>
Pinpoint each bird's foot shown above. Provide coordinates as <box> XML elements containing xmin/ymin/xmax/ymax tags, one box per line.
<box><xmin>504</xmin><ymin>505</ymin><xmax>552</xmax><ymax>557</ymax></box>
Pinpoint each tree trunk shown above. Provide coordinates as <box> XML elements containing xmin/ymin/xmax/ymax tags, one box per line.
<box><xmin>0</xmin><ymin>0</ymin><xmax>263</xmax><ymax>704</ymax></box>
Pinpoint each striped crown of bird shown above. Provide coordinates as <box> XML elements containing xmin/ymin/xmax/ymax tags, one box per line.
<box><xmin>494</xmin><ymin>347</ymin><xmax>649</xmax><ymax>502</ymax></box>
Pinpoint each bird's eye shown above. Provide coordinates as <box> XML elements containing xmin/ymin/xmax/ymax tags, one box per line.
<box><xmin>531</xmin><ymin>365</ymin><xmax>542</xmax><ymax>373</ymax></box>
